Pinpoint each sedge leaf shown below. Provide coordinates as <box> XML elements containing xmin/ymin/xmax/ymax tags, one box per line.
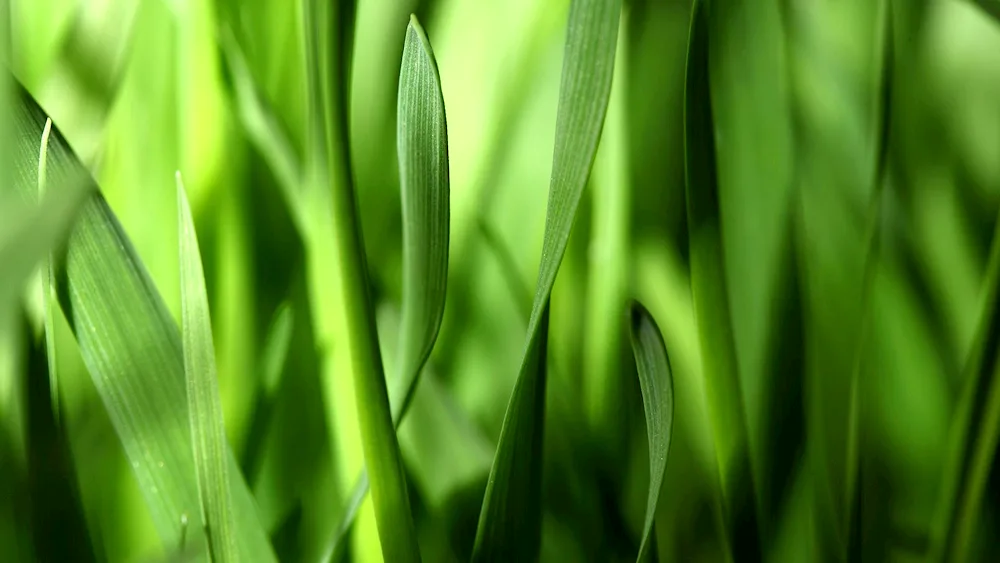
<box><xmin>471</xmin><ymin>0</ymin><xmax>622</xmax><ymax>560</ymax></box>
<box><xmin>177</xmin><ymin>174</ymin><xmax>238</xmax><ymax>563</ymax></box>
<box><xmin>683</xmin><ymin>1</ymin><xmax>761</xmax><ymax>558</ymax></box>
<box><xmin>323</xmin><ymin>15</ymin><xmax>450</xmax><ymax>561</ymax></box>
<box><xmin>10</xmin><ymin>81</ymin><xmax>276</xmax><ymax>562</ymax></box>
<box><xmin>628</xmin><ymin>301</ymin><xmax>675</xmax><ymax>563</ymax></box>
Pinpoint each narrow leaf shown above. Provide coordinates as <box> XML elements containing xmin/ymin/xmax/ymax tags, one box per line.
<box><xmin>10</xmin><ymin>82</ymin><xmax>276</xmax><ymax>562</ymax></box>
<box><xmin>302</xmin><ymin>0</ymin><xmax>420</xmax><ymax>559</ymax></box>
<box><xmin>391</xmin><ymin>14</ymin><xmax>450</xmax><ymax>426</ymax></box>
<box><xmin>177</xmin><ymin>173</ymin><xmax>238</xmax><ymax>563</ymax></box>
<box><xmin>628</xmin><ymin>301</ymin><xmax>675</xmax><ymax>562</ymax></box>
<box><xmin>934</xmin><ymin>199</ymin><xmax>1000</xmax><ymax>562</ymax></box>
<box><xmin>472</xmin><ymin>0</ymin><xmax>622</xmax><ymax>559</ymax></box>
<box><xmin>683</xmin><ymin>1</ymin><xmax>762</xmax><ymax>558</ymax></box>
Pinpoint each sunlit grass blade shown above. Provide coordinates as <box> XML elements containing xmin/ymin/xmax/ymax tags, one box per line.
<box><xmin>177</xmin><ymin>173</ymin><xmax>238</xmax><ymax>562</ymax></box>
<box><xmin>628</xmin><ymin>301</ymin><xmax>675</xmax><ymax>562</ymax></box>
<box><xmin>10</xmin><ymin>81</ymin><xmax>276</xmax><ymax>562</ymax></box>
<box><xmin>933</xmin><ymin>198</ymin><xmax>1000</xmax><ymax>562</ymax></box>
<box><xmin>472</xmin><ymin>0</ymin><xmax>622</xmax><ymax>559</ymax></box>
<box><xmin>391</xmin><ymin>14</ymin><xmax>450</xmax><ymax>425</ymax></box>
<box><xmin>683</xmin><ymin>1</ymin><xmax>761</xmax><ymax>558</ymax></box>
<box><xmin>302</xmin><ymin>0</ymin><xmax>419</xmax><ymax>559</ymax></box>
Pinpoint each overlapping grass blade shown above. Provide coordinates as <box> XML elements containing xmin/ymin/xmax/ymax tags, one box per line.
<box><xmin>971</xmin><ymin>0</ymin><xmax>1000</xmax><ymax>23</ymax></box>
<box><xmin>683</xmin><ymin>1</ymin><xmax>761</xmax><ymax>558</ymax></box>
<box><xmin>302</xmin><ymin>0</ymin><xmax>419</xmax><ymax>559</ymax></box>
<box><xmin>10</xmin><ymin>82</ymin><xmax>276</xmax><ymax>562</ymax></box>
<box><xmin>471</xmin><ymin>0</ymin><xmax>621</xmax><ymax>559</ymax></box>
<box><xmin>842</xmin><ymin>2</ymin><xmax>894</xmax><ymax>557</ymax></box>
<box><xmin>934</xmin><ymin>195</ymin><xmax>1000</xmax><ymax>562</ymax></box>
<box><xmin>628</xmin><ymin>301</ymin><xmax>675</xmax><ymax>562</ymax></box>
<box><xmin>177</xmin><ymin>174</ymin><xmax>238</xmax><ymax>562</ymax></box>
<box><xmin>322</xmin><ymin>15</ymin><xmax>449</xmax><ymax>560</ymax></box>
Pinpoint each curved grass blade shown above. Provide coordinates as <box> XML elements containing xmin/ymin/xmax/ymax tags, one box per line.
<box><xmin>177</xmin><ymin>174</ymin><xmax>238</xmax><ymax>563</ymax></box>
<box><xmin>471</xmin><ymin>0</ymin><xmax>622</xmax><ymax>560</ymax></box>
<box><xmin>391</xmin><ymin>14</ymin><xmax>450</xmax><ymax>426</ymax></box>
<box><xmin>933</xmin><ymin>203</ymin><xmax>1000</xmax><ymax>563</ymax></box>
<box><xmin>628</xmin><ymin>301</ymin><xmax>675</xmax><ymax>562</ymax></box>
<box><xmin>302</xmin><ymin>0</ymin><xmax>419</xmax><ymax>559</ymax></box>
<box><xmin>683</xmin><ymin>1</ymin><xmax>761</xmax><ymax>558</ymax></box>
<box><xmin>10</xmin><ymin>82</ymin><xmax>276</xmax><ymax>563</ymax></box>
<box><xmin>970</xmin><ymin>0</ymin><xmax>1000</xmax><ymax>23</ymax></box>
<box><xmin>322</xmin><ymin>16</ymin><xmax>449</xmax><ymax>561</ymax></box>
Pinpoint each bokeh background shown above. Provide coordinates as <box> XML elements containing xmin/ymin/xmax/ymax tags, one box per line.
<box><xmin>3</xmin><ymin>0</ymin><xmax>1000</xmax><ymax>561</ymax></box>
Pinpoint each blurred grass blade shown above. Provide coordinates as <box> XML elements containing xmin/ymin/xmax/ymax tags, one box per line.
<box><xmin>843</xmin><ymin>1</ymin><xmax>894</xmax><ymax>557</ymax></box>
<box><xmin>24</xmin><ymin>314</ymin><xmax>96</xmax><ymax>562</ymax></box>
<box><xmin>391</xmin><ymin>14</ymin><xmax>450</xmax><ymax>425</ymax></box>
<box><xmin>472</xmin><ymin>0</ymin><xmax>621</xmax><ymax>559</ymax></box>
<box><xmin>934</xmin><ymin>211</ymin><xmax>1000</xmax><ymax>562</ymax></box>
<box><xmin>628</xmin><ymin>301</ymin><xmax>675</xmax><ymax>562</ymax></box>
<box><xmin>10</xmin><ymin>82</ymin><xmax>276</xmax><ymax>562</ymax></box>
<box><xmin>218</xmin><ymin>29</ymin><xmax>304</xmax><ymax>232</ymax></box>
<box><xmin>970</xmin><ymin>0</ymin><xmax>1000</xmax><ymax>23</ymax></box>
<box><xmin>303</xmin><ymin>0</ymin><xmax>419</xmax><ymax>559</ymax></box>
<box><xmin>683</xmin><ymin>1</ymin><xmax>761</xmax><ymax>558</ymax></box>
<box><xmin>177</xmin><ymin>174</ymin><xmax>238</xmax><ymax>563</ymax></box>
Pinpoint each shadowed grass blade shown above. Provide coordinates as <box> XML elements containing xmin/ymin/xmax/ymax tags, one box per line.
<box><xmin>392</xmin><ymin>13</ymin><xmax>450</xmax><ymax>427</ymax></box>
<box><xmin>302</xmin><ymin>0</ymin><xmax>419</xmax><ymax>559</ymax></box>
<box><xmin>10</xmin><ymin>82</ymin><xmax>276</xmax><ymax>563</ymax></box>
<box><xmin>934</xmin><ymin>199</ymin><xmax>1000</xmax><ymax>563</ymax></box>
<box><xmin>471</xmin><ymin>0</ymin><xmax>622</xmax><ymax>560</ymax></box>
<box><xmin>628</xmin><ymin>301</ymin><xmax>675</xmax><ymax>562</ymax></box>
<box><xmin>177</xmin><ymin>174</ymin><xmax>238</xmax><ymax>563</ymax></box>
<box><xmin>683</xmin><ymin>1</ymin><xmax>761</xmax><ymax>558</ymax></box>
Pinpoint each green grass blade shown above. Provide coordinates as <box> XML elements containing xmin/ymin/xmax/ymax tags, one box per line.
<box><xmin>472</xmin><ymin>0</ymin><xmax>621</xmax><ymax>559</ymax></box>
<box><xmin>628</xmin><ymin>301</ymin><xmax>675</xmax><ymax>563</ymax></box>
<box><xmin>683</xmin><ymin>1</ymin><xmax>761</xmax><ymax>558</ymax></box>
<box><xmin>392</xmin><ymin>14</ymin><xmax>450</xmax><ymax>425</ymax></box>
<box><xmin>322</xmin><ymin>16</ymin><xmax>449</xmax><ymax>559</ymax></box>
<box><xmin>302</xmin><ymin>0</ymin><xmax>419</xmax><ymax>559</ymax></box>
<box><xmin>934</xmin><ymin>205</ymin><xmax>1000</xmax><ymax>563</ymax></box>
<box><xmin>10</xmin><ymin>82</ymin><xmax>276</xmax><ymax>563</ymax></box>
<box><xmin>177</xmin><ymin>174</ymin><xmax>238</xmax><ymax>563</ymax></box>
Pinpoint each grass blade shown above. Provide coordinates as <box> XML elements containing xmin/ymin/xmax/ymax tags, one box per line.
<box><xmin>391</xmin><ymin>14</ymin><xmax>450</xmax><ymax>427</ymax></box>
<box><xmin>302</xmin><ymin>0</ymin><xmax>419</xmax><ymax>559</ymax></box>
<box><xmin>10</xmin><ymin>82</ymin><xmax>276</xmax><ymax>562</ymax></box>
<box><xmin>471</xmin><ymin>0</ymin><xmax>622</xmax><ymax>559</ymax></box>
<box><xmin>934</xmin><ymin>196</ymin><xmax>1000</xmax><ymax>562</ymax></box>
<box><xmin>628</xmin><ymin>301</ymin><xmax>675</xmax><ymax>562</ymax></box>
<box><xmin>177</xmin><ymin>174</ymin><xmax>238</xmax><ymax>562</ymax></box>
<box><xmin>322</xmin><ymin>16</ymin><xmax>450</xmax><ymax>560</ymax></box>
<box><xmin>683</xmin><ymin>1</ymin><xmax>761</xmax><ymax>558</ymax></box>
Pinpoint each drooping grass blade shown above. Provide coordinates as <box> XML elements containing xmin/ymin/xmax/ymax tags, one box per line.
<box><xmin>177</xmin><ymin>174</ymin><xmax>238</xmax><ymax>562</ymax></box>
<box><xmin>471</xmin><ymin>0</ymin><xmax>622</xmax><ymax>560</ymax></box>
<box><xmin>10</xmin><ymin>81</ymin><xmax>276</xmax><ymax>562</ymax></box>
<box><xmin>683</xmin><ymin>1</ymin><xmax>761</xmax><ymax>558</ymax></box>
<box><xmin>628</xmin><ymin>301</ymin><xmax>675</xmax><ymax>562</ymax></box>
